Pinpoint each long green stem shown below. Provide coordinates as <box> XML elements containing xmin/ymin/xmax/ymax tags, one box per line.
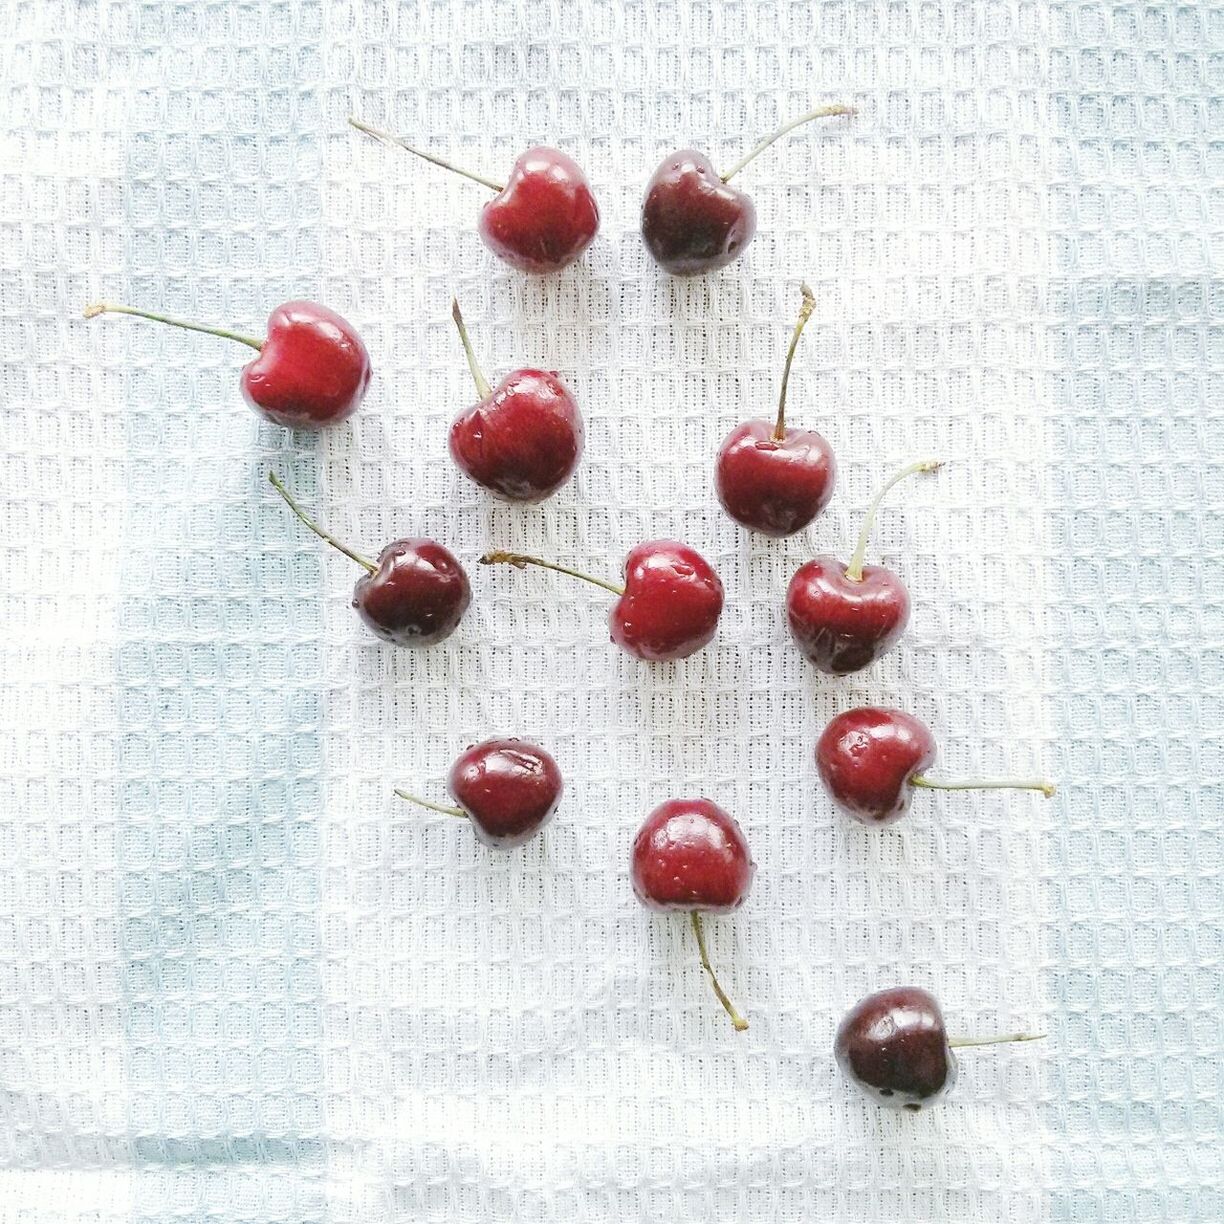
<box><xmin>912</xmin><ymin>776</ymin><xmax>1056</xmax><ymax>798</ymax></box>
<box><xmin>83</xmin><ymin>302</ymin><xmax>263</xmax><ymax>351</ymax></box>
<box><xmin>691</xmin><ymin>911</ymin><xmax>748</xmax><ymax>1032</ymax></box>
<box><xmin>267</xmin><ymin>472</ymin><xmax>377</xmax><ymax>573</ymax></box>
<box><xmin>479</xmin><ymin>551</ymin><xmax>625</xmax><ymax>597</ymax></box>
<box><xmin>773</xmin><ymin>283</ymin><xmax>817</xmax><ymax>439</ymax></box>
<box><xmin>393</xmin><ymin>789</ymin><xmax>466</xmax><ymax>818</ymax></box>
<box><xmin>844</xmin><ymin>459</ymin><xmax>943</xmax><ymax>581</ymax></box>
<box><xmin>348</xmin><ymin>116</ymin><xmax>505</xmax><ymax>192</ymax></box>
<box><xmin>949</xmin><ymin>1032</ymin><xmax>1046</xmax><ymax>1049</ymax></box>
<box><xmin>451</xmin><ymin>298</ymin><xmax>492</xmax><ymax>399</ymax></box>
<box><xmin>720</xmin><ymin>103</ymin><xmax>856</xmax><ymax>182</ymax></box>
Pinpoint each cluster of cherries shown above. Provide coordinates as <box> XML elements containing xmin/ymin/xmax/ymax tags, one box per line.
<box><xmin>84</xmin><ymin>108</ymin><xmax>1052</xmax><ymax>1111</ymax></box>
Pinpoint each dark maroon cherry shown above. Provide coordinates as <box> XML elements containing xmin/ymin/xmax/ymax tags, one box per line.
<box><xmin>480</xmin><ymin>542</ymin><xmax>724</xmax><ymax>662</ymax></box>
<box><xmin>631</xmin><ymin>798</ymin><xmax>755</xmax><ymax>1030</ymax></box>
<box><xmin>715</xmin><ymin>283</ymin><xmax>835</xmax><ymax>536</ymax></box>
<box><xmin>268</xmin><ymin>473</ymin><xmax>469</xmax><ymax>646</ymax></box>
<box><xmin>350</xmin><ymin>118</ymin><xmax>598</xmax><ymax>273</ymax></box>
<box><xmin>816</xmin><ymin>706</ymin><xmax>1056</xmax><ymax>826</ymax></box>
<box><xmin>786</xmin><ymin>459</ymin><xmax>941</xmax><ymax>673</ymax></box>
<box><xmin>836</xmin><ymin>986</ymin><xmax>1043</xmax><ymax>1110</ymax></box>
<box><xmin>395</xmin><ymin>738</ymin><xmax>562</xmax><ymax>848</ymax></box>
<box><xmin>85</xmin><ymin>299</ymin><xmax>371</xmax><ymax>430</ymax></box>
<box><xmin>448</xmin><ymin>299</ymin><xmax>583</xmax><ymax>502</ymax></box>
<box><xmin>641</xmin><ymin>104</ymin><xmax>853</xmax><ymax>276</ymax></box>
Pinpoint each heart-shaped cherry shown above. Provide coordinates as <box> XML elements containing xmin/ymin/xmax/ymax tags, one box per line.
<box><xmin>816</xmin><ymin>706</ymin><xmax>1055</xmax><ymax>825</ymax></box>
<box><xmin>480</xmin><ymin>542</ymin><xmax>724</xmax><ymax>661</ymax></box>
<box><xmin>787</xmin><ymin>459</ymin><xmax>941</xmax><ymax>673</ymax></box>
<box><xmin>715</xmin><ymin>283</ymin><xmax>835</xmax><ymax>536</ymax></box>
<box><xmin>641</xmin><ymin>104</ymin><xmax>854</xmax><ymax>276</ymax></box>
<box><xmin>84</xmin><ymin>300</ymin><xmax>371</xmax><ymax>430</ymax></box>
<box><xmin>350</xmin><ymin>118</ymin><xmax>599</xmax><ymax>274</ymax></box>
<box><xmin>395</xmin><ymin>738</ymin><xmax>562</xmax><ymax>848</ymax></box>
<box><xmin>268</xmin><ymin>473</ymin><xmax>469</xmax><ymax>646</ymax></box>
<box><xmin>631</xmin><ymin>798</ymin><xmax>755</xmax><ymax>1030</ymax></box>
<box><xmin>448</xmin><ymin>299</ymin><xmax>583</xmax><ymax>502</ymax></box>
<box><xmin>836</xmin><ymin>986</ymin><xmax>1043</xmax><ymax>1110</ymax></box>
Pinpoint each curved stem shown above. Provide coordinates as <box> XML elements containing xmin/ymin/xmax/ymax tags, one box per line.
<box><xmin>844</xmin><ymin>459</ymin><xmax>943</xmax><ymax>581</ymax></box>
<box><xmin>690</xmin><ymin>911</ymin><xmax>748</xmax><ymax>1032</ymax></box>
<box><xmin>451</xmin><ymin>298</ymin><xmax>492</xmax><ymax>400</ymax></box>
<box><xmin>267</xmin><ymin>472</ymin><xmax>377</xmax><ymax>573</ymax></box>
<box><xmin>773</xmin><ymin>282</ymin><xmax>817</xmax><ymax>439</ymax></box>
<box><xmin>912</xmin><ymin>776</ymin><xmax>1056</xmax><ymax>798</ymax></box>
<box><xmin>83</xmin><ymin>302</ymin><xmax>263</xmax><ymax>351</ymax></box>
<box><xmin>720</xmin><ymin>103</ymin><xmax>856</xmax><ymax>183</ymax></box>
<box><xmin>479</xmin><ymin>551</ymin><xmax>625</xmax><ymax>597</ymax></box>
<box><xmin>393</xmin><ymin>789</ymin><xmax>467</xmax><ymax>818</ymax></box>
<box><xmin>348</xmin><ymin>116</ymin><xmax>505</xmax><ymax>193</ymax></box>
<box><xmin>949</xmin><ymin>1032</ymin><xmax>1046</xmax><ymax>1049</ymax></box>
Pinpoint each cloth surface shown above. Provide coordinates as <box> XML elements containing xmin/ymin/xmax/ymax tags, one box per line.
<box><xmin>0</xmin><ymin>1</ymin><xmax>1220</xmax><ymax>1221</ymax></box>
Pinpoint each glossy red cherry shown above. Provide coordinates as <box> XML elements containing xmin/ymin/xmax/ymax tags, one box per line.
<box><xmin>787</xmin><ymin>459</ymin><xmax>941</xmax><ymax>673</ymax></box>
<box><xmin>641</xmin><ymin>104</ymin><xmax>853</xmax><ymax>276</ymax></box>
<box><xmin>350</xmin><ymin>118</ymin><xmax>598</xmax><ymax>274</ymax></box>
<box><xmin>631</xmin><ymin>798</ymin><xmax>755</xmax><ymax>1030</ymax></box>
<box><xmin>480</xmin><ymin>541</ymin><xmax>724</xmax><ymax>662</ymax></box>
<box><xmin>268</xmin><ymin>473</ymin><xmax>469</xmax><ymax>647</ymax></box>
<box><xmin>836</xmin><ymin>986</ymin><xmax>1043</xmax><ymax>1111</ymax></box>
<box><xmin>715</xmin><ymin>283</ymin><xmax>835</xmax><ymax>536</ymax></box>
<box><xmin>816</xmin><ymin>706</ymin><xmax>1055</xmax><ymax>825</ymax></box>
<box><xmin>448</xmin><ymin>299</ymin><xmax>583</xmax><ymax>502</ymax></box>
<box><xmin>84</xmin><ymin>300</ymin><xmax>370</xmax><ymax>430</ymax></box>
<box><xmin>395</xmin><ymin>738</ymin><xmax>562</xmax><ymax>848</ymax></box>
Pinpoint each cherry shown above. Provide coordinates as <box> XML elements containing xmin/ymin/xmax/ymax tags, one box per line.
<box><xmin>395</xmin><ymin>738</ymin><xmax>562</xmax><ymax>848</ymax></box>
<box><xmin>715</xmin><ymin>283</ymin><xmax>835</xmax><ymax>536</ymax></box>
<box><xmin>480</xmin><ymin>541</ymin><xmax>724</xmax><ymax>661</ymax></box>
<box><xmin>835</xmin><ymin>986</ymin><xmax>1043</xmax><ymax>1110</ymax></box>
<box><xmin>816</xmin><ymin>706</ymin><xmax>1055</xmax><ymax>826</ymax></box>
<box><xmin>268</xmin><ymin>473</ymin><xmax>469</xmax><ymax>646</ymax></box>
<box><xmin>641</xmin><ymin>104</ymin><xmax>854</xmax><ymax>276</ymax></box>
<box><xmin>448</xmin><ymin>299</ymin><xmax>583</xmax><ymax>502</ymax></box>
<box><xmin>631</xmin><ymin>798</ymin><xmax>755</xmax><ymax>1030</ymax></box>
<box><xmin>84</xmin><ymin>300</ymin><xmax>370</xmax><ymax>430</ymax></box>
<box><xmin>349</xmin><ymin>118</ymin><xmax>599</xmax><ymax>274</ymax></box>
<box><xmin>786</xmin><ymin>459</ymin><xmax>941</xmax><ymax>673</ymax></box>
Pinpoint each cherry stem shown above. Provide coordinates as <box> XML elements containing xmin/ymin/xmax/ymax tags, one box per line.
<box><xmin>948</xmin><ymin>1032</ymin><xmax>1046</xmax><ymax>1049</ymax></box>
<box><xmin>773</xmin><ymin>282</ymin><xmax>817</xmax><ymax>440</ymax></box>
<box><xmin>690</xmin><ymin>911</ymin><xmax>748</xmax><ymax>1032</ymax></box>
<box><xmin>82</xmin><ymin>302</ymin><xmax>263</xmax><ymax>351</ymax></box>
<box><xmin>720</xmin><ymin>103</ymin><xmax>856</xmax><ymax>183</ymax></box>
<box><xmin>266</xmin><ymin>473</ymin><xmax>377</xmax><ymax>574</ymax></box>
<box><xmin>451</xmin><ymin>298</ymin><xmax>492</xmax><ymax>400</ymax></box>
<box><xmin>844</xmin><ymin>459</ymin><xmax>943</xmax><ymax>582</ymax></box>
<box><xmin>348</xmin><ymin>116</ymin><xmax>505</xmax><ymax>193</ymax></box>
<box><xmin>393</xmin><ymin>789</ymin><xmax>466</xmax><ymax>819</ymax></box>
<box><xmin>912</xmin><ymin>776</ymin><xmax>1057</xmax><ymax>798</ymax></box>
<box><xmin>479</xmin><ymin>551</ymin><xmax>625</xmax><ymax>597</ymax></box>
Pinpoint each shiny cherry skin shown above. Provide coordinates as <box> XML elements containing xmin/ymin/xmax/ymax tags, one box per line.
<box><xmin>641</xmin><ymin>150</ymin><xmax>756</xmax><ymax>276</ymax></box>
<box><xmin>787</xmin><ymin>560</ymin><xmax>909</xmax><ymax>673</ymax></box>
<box><xmin>631</xmin><ymin>798</ymin><xmax>755</xmax><ymax>912</ymax></box>
<box><xmin>447</xmin><ymin>738</ymin><xmax>563</xmax><ymax>847</ymax></box>
<box><xmin>835</xmin><ymin>987</ymin><xmax>955</xmax><ymax>1110</ymax></box>
<box><xmin>353</xmin><ymin>539</ymin><xmax>471</xmax><ymax>647</ymax></box>
<box><xmin>611</xmin><ymin>541</ymin><xmax>724</xmax><ymax>661</ymax></box>
<box><xmin>450</xmin><ymin>369</ymin><xmax>583</xmax><ymax>502</ymax></box>
<box><xmin>816</xmin><ymin>707</ymin><xmax>935</xmax><ymax>825</ymax></box>
<box><xmin>478</xmin><ymin>147</ymin><xmax>600</xmax><ymax>274</ymax></box>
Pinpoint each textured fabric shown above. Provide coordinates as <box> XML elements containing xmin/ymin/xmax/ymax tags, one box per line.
<box><xmin>0</xmin><ymin>1</ymin><xmax>1220</xmax><ymax>1221</ymax></box>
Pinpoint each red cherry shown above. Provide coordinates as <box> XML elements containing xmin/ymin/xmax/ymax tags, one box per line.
<box><xmin>631</xmin><ymin>798</ymin><xmax>755</xmax><ymax>1030</ymax></box>
<box><xmin>448</xmin><ymin>299</ymin><xmax>583</xmax><ymax>502</ymax></box>
<box><xmin>268</xmin><ymin>474</ymin><xmax>469</xmax><ymax>647</ymax></box>
<box><xmin>786</xmin><ymin>460</ymin><xmax>941</xmax><ymax>673</ymax></box>
<box><xmin>816</xmin><ymin>706</ymin><xmax>1056</xmax><ymax>826</ymax></box>
<box><xmin>396</xmin><ymin>738</ymin><xmax>562</xmax><ymax>848</ymax></box>
<box><xmin>641</xmin><ymin>104</ymin><xmax>853</xmax><ymax>276</ymax></box>
<box><xmin>84</xmin><ymin>300</ymin><xmax>371</xmax><ymax>430</ymax></box>
<box><xmin>715</xmin><ymin>283</ymin><xmax>835</xmax><ymax>536</ymax></box>
<box><xmin>350</xmin><ymin>118</ymin><xmax>598</xmax><ymax>274</ymax></box>
<box><xmin>480</xmin><ymin>541</ymin><xmax>724</xmax><ymax>662</ymax></box>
